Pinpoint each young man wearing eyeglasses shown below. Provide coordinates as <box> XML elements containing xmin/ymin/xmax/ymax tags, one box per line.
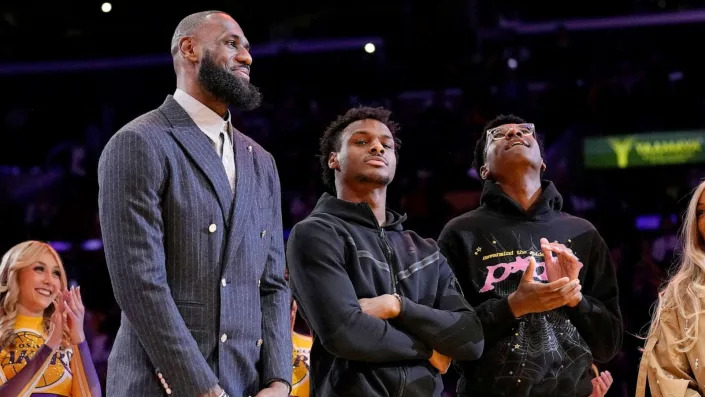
<box><xmin>438</xmin><ymin>114</ymin><xmax>623</xmax><ymax>397</ymax></box>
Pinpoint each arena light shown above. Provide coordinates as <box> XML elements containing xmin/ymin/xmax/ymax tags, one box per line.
<box><xmin>364</xmin><ymin>43</ymin><xmax>376</xmax><ymax>54</ymax></box>
<box><xmin>49</xmin><ymin>241</ymin><xmax>73</xmax><ymax>252</ymax></box>
<box><xmin>101</xmin><ymin>2</ymin><xmax>112</xmax><ymax>13</ymax></box>
<box><xmin>82</xmin><ymin>239</ymin><xmax>104</xmax><ymax>251</ymax></box>
<box><xmin>507</xmin><ymin>58</ymin><xmax>518</xmax><ymax>70</ymax></box>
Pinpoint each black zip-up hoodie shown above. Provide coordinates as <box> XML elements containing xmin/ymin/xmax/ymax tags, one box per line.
<box><xmin>438</xmin><ymin>180</ymin><xmax>623</xmax><ymax>397</ymax></box>
<box><xmin>287</xmin><ymin>193</ymin><xmax>484</xmax><ymax>397</ymax></box>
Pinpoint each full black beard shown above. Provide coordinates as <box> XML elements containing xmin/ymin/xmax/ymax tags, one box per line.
<box><xmin>198</xmin><ymin>51</ymin><xmax>262</xmax><ymax>111</ymax></box>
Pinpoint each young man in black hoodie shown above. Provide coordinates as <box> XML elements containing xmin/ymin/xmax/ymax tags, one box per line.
<box><xmin>438</xmin><ymin>115</ymin><xmax>623</xmax><ymax>396</ymax></box>
<box><xmin>287</xmin><ymin>106</ymin><xmax>484</xmax><ymax>397</ymax></box>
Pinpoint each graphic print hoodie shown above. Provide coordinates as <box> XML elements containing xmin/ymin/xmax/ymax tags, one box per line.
<box><xmin>438</xmin><ymin>180</ymin><xmax>622</xmax><ymax>397</ymax></box>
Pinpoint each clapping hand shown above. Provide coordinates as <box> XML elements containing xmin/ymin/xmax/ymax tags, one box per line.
<box><xmin>541</xmin><ymin>238</ymin><xmax>582</xmax><ymax>282</ymax></box>
<box><xmin>508</xmin><ymin>257</ymin><xmax>582</xmax><ymax>317</ymax></box>
<box><xmin>46</xmin><ymin>299</ymin><xmax>64</xmax><ymax>349</ymax></box>
<box><xmin>63</xmin><ymin>286</ymin><xmax>86</xmax><ymax>344</ymax></box>
<box><xmin>540</xmin><ymin>238</ymin><xmax>583</xmax><ymax>307</ymax></box>
<box><xmin>589</xmin><ymin>369</ymin><xmax>613</xmax><ymax>397</ymax></box>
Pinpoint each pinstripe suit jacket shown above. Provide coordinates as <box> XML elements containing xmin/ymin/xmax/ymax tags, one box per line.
<box><xmin>98</xmin><ymin>96</ymin><xmax>291</xmax><ymax>397</ymax></box>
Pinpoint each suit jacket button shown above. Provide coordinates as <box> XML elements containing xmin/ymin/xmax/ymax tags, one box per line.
<box><xmin>256</xmin><ymin>338</ymin><xmax>263</xmax><ymax>347</ymax></box>
<box><xmin>166</xmin><ymin>388</ymin><xmax>172</xmax><ymax>395</ymax></box>
<box><xmin>221</xmin><ymin>333</ymin><xmax>228</xmax><ymax>343</ymax></box>
<box><xmin>209</xmin><ymin>224</ymin><xmax>217</xmax><ymax>233</ymax></box>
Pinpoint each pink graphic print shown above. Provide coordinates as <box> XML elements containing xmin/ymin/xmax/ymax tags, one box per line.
<box><xmin>480</xmin><ymin>256</ymin><xmax>544</xmax><ymax>292</ymax></box>
<box><xmin>480</xmin><ymin>255</ymin><xmax>584</xmax><ymax>292</ymax></box>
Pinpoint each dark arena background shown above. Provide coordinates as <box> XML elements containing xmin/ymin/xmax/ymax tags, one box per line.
<box><xmin>2</xmin><ymin>1</ymin><xmax>705</xmax><ymax>395</ymax></box>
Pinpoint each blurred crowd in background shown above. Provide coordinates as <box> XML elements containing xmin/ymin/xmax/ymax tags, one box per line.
<box><xmin>2</xmin><ymin>1</ymin><xmax>705</xmax><ymax>395</ymax></box>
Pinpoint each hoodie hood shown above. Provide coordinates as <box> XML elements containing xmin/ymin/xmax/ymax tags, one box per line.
<box><xmin>480</xmin><ymin>179</ymin><xmax>563</xmax><ymax>221</ymax></box>
<box><xmin>310</xmin><ymin>193</ymin><xmax>407</xmax><ymax>230</ymax></box>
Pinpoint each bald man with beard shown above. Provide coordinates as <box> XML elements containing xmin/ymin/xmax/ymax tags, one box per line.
<box><xmin>98</xmin><ymin>11</ymin><xmax>290</xmax><ymax>397</ymax></box>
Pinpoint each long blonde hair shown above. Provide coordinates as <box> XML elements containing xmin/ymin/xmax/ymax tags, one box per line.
<box><xmin>646</xmin><ymin>180</ymin><xmax>705</xmax><ymax>352</ymax></box>
<box><xmin>0</xmin><ymin>241</ymin><xmax>71</xmax><ymax>349</ymax></box>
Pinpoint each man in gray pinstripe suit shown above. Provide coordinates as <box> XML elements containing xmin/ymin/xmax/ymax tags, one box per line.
<box><xmin>98</xmin><ymin>10</ymin><xmax>291</xmax><ymax>397</ymax></box>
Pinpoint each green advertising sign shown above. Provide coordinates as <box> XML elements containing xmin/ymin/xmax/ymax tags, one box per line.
<box><xmin>584</xmin><ymin>131</ymin><xmax>705</xmax><ymax>168</ymax></box>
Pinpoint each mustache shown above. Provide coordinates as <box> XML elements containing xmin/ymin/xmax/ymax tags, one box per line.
<box><xmin>364</xmin><ymin>154</ymin><xmax>388</xmax><ymax>165</ymax></box>
<box><xmin>232</xmin><ymin>64</ymin><xmax>250</xmax><ymax>73</ymax></box>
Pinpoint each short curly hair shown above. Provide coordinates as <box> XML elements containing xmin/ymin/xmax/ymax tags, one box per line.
<box><xmin>472</xmin><ymin>114</ymin><xmax>545</xmax><ymax>178</ymax></box>
<box><xmin>319</xmin><ymin>106</ymin><xmax>401</xmax><ymax>190</ymax></box>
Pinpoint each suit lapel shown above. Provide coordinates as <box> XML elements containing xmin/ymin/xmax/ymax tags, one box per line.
<box><xmin>159</xmin><ymin>96</ymin><xmax>234</xmax><ymax>224</ymax></box>
<box><xmin>225</xmin><ymin>129</ymin><xmax>256</xmax><ymax>258</ymax></box>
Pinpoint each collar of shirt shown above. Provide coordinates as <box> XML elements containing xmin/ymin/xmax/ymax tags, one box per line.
<box><xmin>173</xmin><ymin>88</ymin><xmax>233</xmax><ymax>147</ymax></box>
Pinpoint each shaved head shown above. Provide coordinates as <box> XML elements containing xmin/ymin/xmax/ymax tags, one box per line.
<box><xmin>171</xmin><ymin>10</ymin><xmax>260</xmax><ymax>111</ymax></box>
<box><xmin>171</xmin><ymin>10</ymin><xmax>230</xmax><ymax>56</ymax></box>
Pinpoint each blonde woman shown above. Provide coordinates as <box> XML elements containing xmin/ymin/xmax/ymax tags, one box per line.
<box><xmin>637</xmin><ymin>180</ymin><xmax>705</xmax><ymax>397</ymax></box>
<box><xmin>0</xmin><ymin>241</ymin><xmax>100</xmax><ymax>396</ymax></box>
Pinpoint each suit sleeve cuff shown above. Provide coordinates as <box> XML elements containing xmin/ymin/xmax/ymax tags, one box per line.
<box><xmin>263</xmin><ymin>378</ymin><xmax>292</xmax><ymax>394</ymax></box>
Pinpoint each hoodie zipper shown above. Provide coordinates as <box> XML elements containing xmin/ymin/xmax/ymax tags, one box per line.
<box><xmin>372</xmin><ymin>211</ymin><xmax>406</xmax><ymax>397</ymax></box>
<box><xmin>397</xmin><ymin>366</ymin><xmax>407</xmax><ymax>397</ymax></box>
<box><xmin>379</xmin><ymin>228</ymin><xmax>398</xmax><ymax>294</ymax></box>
